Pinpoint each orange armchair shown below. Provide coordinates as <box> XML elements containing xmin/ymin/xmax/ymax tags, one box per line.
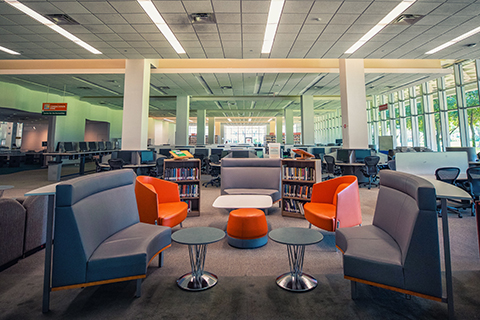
<box><xmin>303</xmin><ymin>175</ymin><xmax>362</xmax><ymax>232</ymax></box>
<box><xmin>135</xmin><ymin>176</ymin><xmax>188</xmax><ymax>228</ymax></box>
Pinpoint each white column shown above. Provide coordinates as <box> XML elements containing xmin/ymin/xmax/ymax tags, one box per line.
<box><xmin>380</xmin><ymin>95</ymin><xmax>387</xmax><ymax>136</ymax></box>
<box><xmin>388</xmin><ymin>93</ymin><xmax>397</xmax><ymax>148</ymax></box>
<box><xmin>175</xmin><ymin>96</ymin><xmax>190</xmax><ymax>146</ymax></box>
<box><xmin>339</xmin><ymin>59</ymin><xmax>368</xmax><ymax>149</ymax></box>
<box><xmin>409</xmin><ymin>87</ymin><xmax>420</xmax><ymax>147</ymax></box>
<box><xmin>301</xmin><ymin>95</ymin><xmax>315</xmax><ymax>145</ymax></box>
<box><xmin>196</xmin><ymin>109</ymin><xmax>206</xmax><ymax>145</ymax></box>
<box><xmin>422</xmin><ymin>82</ymin><xmax>437</xmax><ymax>151</ymax></box>
<box><xmin>437</xmin><ymin>77</ymin><xmax>449</xmax><ymax>150</ymax></box>
<box><xmin>284</xmin><ymin>108</ymin><xmax>294</xmax><ymax>144</ymax></box>
<box><xmin>275</xmin><ymin>116</ymin><xmax>283</xmax><ymax>143</ymax></box>
<box><xmin>122</xmin><ymin>59</ymin><xmax>151</xmax><ymax>150</ymax></box>
<box><xmin>398</xmin><ymin>90</ymin><xmax>408</xmax><ymax>146</ymax></box>
<box><xmin>208</xmin><ymin>117</ymin><xmax>215</xmax><ymax>144</ymax></box>
<box><xmin>454</xmin><ymin>63</ymin><xmax>469</xmax><ymax>146</ymax></box>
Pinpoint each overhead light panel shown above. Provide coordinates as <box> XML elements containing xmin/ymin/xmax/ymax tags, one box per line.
<box><xmin>228</xmin><ymin>118</ymin><xmax>232</xmax><ymax>122</ymax></box>
<box><xmin>0</xmin><ymin>45</ymin><xmax>20</xmax><ymax>55</ymax></box>
<box><xmin>4</xmin><ymin>0</ymin><xmax>101</xmax><ymax>54</ymax></box>
<box><xmin>163</xmin><ymin>118</ymin><xmax>174</xmax><ymax>122</ymax></box>
<box><xmin>73</xmin><ymin>77</ymin><xmax>120</xmax><ymax>95</ymax></box>
<box><xmin>345</xmin><ymin>0</ymin><xmax>416</xmax><ymax>54</ymax></box>
<box><xmin>267</xmin><ymin>118</ymin><xmax>273</xmax><ymax>122</ymax></box>
<box><xmin>426</xmin><ymin>26</ymin><xmax>480</xmax><ymax>54</ymax></box>
<box><xmin>137</xmin><ymin>0</ymin><xmax>185</xmax><ymax>54</ymax></box>
<box><xmin>261</xmin><ymin>0</ymin><xmax>285</xmax><ymax>54</ymax></box>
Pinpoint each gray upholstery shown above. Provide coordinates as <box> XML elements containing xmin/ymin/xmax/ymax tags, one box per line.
<box><xmin>52</xmin><ymin>169</ymin><xmax>171</xmax><ymax>288</ymax></box>
<box><xmin>22</xmin><ymin>195</ymin><xmax>48</xmax><ymax>253</ymax></box>
<box><xmin>221</xmin><ymin>158</ymin><xmax>282</xmax><ymax>202</ymax></box>
<box><xmin>0</xmin><ymin>198</ymin><xmax>26</xmax><ymax>268</ymax></box>
<box><xmin>336</xmin><ymin>170</ymin><xmax>442</xmax><ymax>299</ymax></box>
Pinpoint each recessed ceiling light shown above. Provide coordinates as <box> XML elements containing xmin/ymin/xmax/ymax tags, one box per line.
<box><xmin>137</xmin><ymin>0</ymin><xmax>185</xmax><ymax>54</ymax></box>
<box><xmin>426</xmin><ymin>27</ymin><xmax>480</xmax><ymax>54</ymax></box>
<box><xmin>345</xmin><ymin>0</ymin><xmax>416</xmax><ymax>54</ymax></box>
<box><xmin>0</xmin><ymin>45</ymin><xmax>20</xmax><ymax>55</ymax></box>
<box><xmin>261</xmin><ymin>0</ymin><xmax>285</xmax><ymax>54</ymax></box>
<box><xmin>5</xmin><ymin>0</ymin><xmax>101</xmax><ymax>54</ymax></box>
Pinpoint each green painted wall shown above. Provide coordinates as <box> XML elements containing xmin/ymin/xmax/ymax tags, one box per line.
<box><xmin>0</xmin><ymin>81</ymin><xmax>123</xmax><ymax>144</ymax></box>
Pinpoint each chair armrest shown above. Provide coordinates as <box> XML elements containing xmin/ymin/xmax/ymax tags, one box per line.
<box><xmin>336</xmin><ymin>180</ymin><xmax>362</xmax><ymax>228</ymax></box>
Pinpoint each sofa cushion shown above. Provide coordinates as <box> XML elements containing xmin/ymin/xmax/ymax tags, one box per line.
<box><xmin>87</xmin><ymin>223</ymin><xmax>171</xmax><ymax>282</ymax></box>
<box><xmin>303</xmin><ymin>203</ymin><xmax>336</xmax><ymax>231</ymax></box>
<box><xmin>336</xmin><ymin>225</ymin><xmax>404</xmax><ymax>289</ymax></box>
<box><xmin>157</xmin><ymin>202</ymin><xmax>188</xmax><ymax>227</ymax></box>
<box><xmin>223</xmin><ymin>188</ymin><xmax>281</xmax><ymax>202</ymax></box>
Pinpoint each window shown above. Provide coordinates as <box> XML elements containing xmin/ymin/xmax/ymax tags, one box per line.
<box><xmin>467</xmin><ymin>107</ymin><xmax>480</xmax><ymax>151</ymax></box>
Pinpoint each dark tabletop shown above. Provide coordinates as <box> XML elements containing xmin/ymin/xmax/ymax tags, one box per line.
<box><xmin>269</xmin><ymin>227</ymin><xmax>323</xmax><ymax>246</ymax></box>
<box><xmin>172</xmin><ymin>227</ymin><xmax>226</xmax><ymax>245</ymax></box>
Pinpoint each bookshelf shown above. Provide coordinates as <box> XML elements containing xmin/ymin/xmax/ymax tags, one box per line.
<box><xmin>163</xmin><ymin>158</ymin><xmax>201</xmax><ymax>217</ymax></box>
<box><xmin>281</xmin><ymin>159</ymin><xmax>322</xmax><ymax>219</ymax></box>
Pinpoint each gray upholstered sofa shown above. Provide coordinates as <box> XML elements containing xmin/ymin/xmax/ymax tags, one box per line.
<box><xmin>336</xmin><ymin>170</ymin><xmax>442</xmax><ymax>301</ymax></box>
<box><xmin>221</xmin><ymin>158</ymin><xmax>282</xmax><ymax>203</ymax></box>
<box><xmin>50</xmin><ymin>169</ymin><xmax>171</xmax><ymax>308</ymax></box>
<box><xmin>0</xmin><ymin>195</ymin><xmax>48</xmax><ymax>270</ymax></box>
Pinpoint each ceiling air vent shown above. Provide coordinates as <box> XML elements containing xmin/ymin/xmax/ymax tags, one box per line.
<box><xmin>45</xmin><ymin>14</ymin><xmax>79</xmax><ymax>25</ymax></box>
<box><xmin>391</xmin><ymin>14</ymin><xmax>424</xmax><ymax>25</ymax></box>
<box><xmin>189</xmin><ymin>13</ymin><xmax>216</xmax><ymax>24</ymax></box>
<box><xmin>77</xmin><ymin>86</ymin><xmax>92</xmax><ymax>90</ymax></box>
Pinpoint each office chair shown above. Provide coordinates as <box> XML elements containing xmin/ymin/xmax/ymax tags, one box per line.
<box><xmin>94</xmin><ymin>158</ymin><xmax>110</xmax><ymax>172</ymax></box>
<box><xmin>435</xmin><ymin>167</ymin><xmax>466</xmax><ymax>218</ymax></box>
<box><xmin>108</xmin><ymin>158</ymin><xmax>125</xmax><ymax>170</ymax></box>
<box><xmin>203</xmin><ymin>154</ymin><xmax>221</xmax><ymax>187</ymax></box>
<box><xmin>387</xmin><ymin>159</ymin><xmax>396</xmax><ymax>170</ymax></box>
<box><xmin>323</xmin><ymin>155</ymin><xmax>341</xmax><ymax>180</ymax></box>
<box><xmin>361</xmin><ymin>156</ymin><xmax>380</xmax><ymax>189</ymax></box>
<box><xmin>463</xmin><ymin>167</ymin><xmax>480</xmax><ymax>216</ymax></box>
<box><xmin>150</xmin><ymin>157</ymin><xmax>165</xmax><ymax>178</ymax></box>
<box><xmin>193</xmin><ymin>153</ymin><xmax>207</xmax><ymax>174</ymax></box>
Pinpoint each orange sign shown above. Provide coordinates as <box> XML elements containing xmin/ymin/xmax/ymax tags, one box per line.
<box><xmin>42</xmin><ymin>103</ymin><xmax>67</xmax><ymax>115</ymax></box>
<box><xmin>379</xmin><ymin>103</ymin><xmax>388</xmax><ymax>111</ymax></box>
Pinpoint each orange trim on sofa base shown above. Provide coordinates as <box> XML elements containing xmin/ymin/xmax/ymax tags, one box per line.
<box><xmin>344</xmin><ymin>276</ymin><xmax>443</xmax><ymax>302</ymax></box>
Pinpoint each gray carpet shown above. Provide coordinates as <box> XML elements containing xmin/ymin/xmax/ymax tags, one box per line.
<box><xmin>1</xmin><ymin>167</ymin><xmax>480</xmax><ymax>319</ymax></box>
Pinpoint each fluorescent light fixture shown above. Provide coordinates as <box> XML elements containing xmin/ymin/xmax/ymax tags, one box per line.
<box><xmin>73</xmin><ymin>77</ymin><xmax>120</xmax><ymax>95</ymax></box>
<box><xmin>163</xmin><ymin>118</ymin><xmax>175</xmax><ymax>122</ymax></box>
<box><xmin>248</xmin><ymin>118</ymin><xmax>252</xmax><ymax>122</ymax></box>
<box><xmin>137</xmin><ymin>0</ymin><xmax>185</xmax><ymax>54</ymax></box>
<box><xmin>345</xmin><ymin>0</ymin><xmax>416</xmax><ymax>54</ymax></box>
<box><xmin>0</xmin><ymin>45</ymin><xmax>20</xmax><ymax>55</ymax></box>
<box><xmin>4</xmin><ymin>0</ymin><xmax>101</xmax><ymax>54</ymax></box>
<box><xmin>228</xmin><ymin>118</ymin><xmax>232</xmax><ymax>122</ymax></box>
<box><xmin>426</xmin><ymin>26</ymin><xmax>480</xmax><ymax>54</ymax></box>
<box><xmin>267</xmin><ymin>118</ymin><xmax>273</xmax><ymax>122</ymax></box>
<box><xmin>261</xmin><ymin>0</ymin><xmax>285</xmax><ymax>54</ymax></box>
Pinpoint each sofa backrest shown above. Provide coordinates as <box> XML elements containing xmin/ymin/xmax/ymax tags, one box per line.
<box><xmin>52</xmin><ymin>169</ymin><xmax>139</xmax><ymax>287</ymax></box>
<box><xmin>221</xmin><ymin>158</ymin><xmax>281</xmax><ymax>191</ymax></box>
<box><xmin>374</xmin><ymin>170</ymin><xmax>441</xmax><ymax>297</ymax></box>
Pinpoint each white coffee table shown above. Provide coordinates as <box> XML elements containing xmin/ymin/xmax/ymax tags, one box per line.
<box><xmin>213</xmin><ymin>195</ymin><xmax>273</xmax><ymax>214</ymax></box>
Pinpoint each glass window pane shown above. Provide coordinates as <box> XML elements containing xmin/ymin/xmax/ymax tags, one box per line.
<box><xmin>467</xmin><ymin>107</ymin><xmax>480</xmax><ymax>152</ymax></box>
<box><xmin>417</xmin><ymin>115</ymin><xmax>425</xmax><ymax>146</ymax></box>
<box><xmin>435</xmin><ymin>113</ymin><xmax>443</xmax><ymax>151</ymax></box>
<box><xmin>396</xmin><ymin>119</ymin><xmax>401</xmax><ymax>146</ymax></box>
<box><xmin>465</xmin><ymin>85</ymin><xmax>479</xmax><ymax>107</ymax></box>
<box><xmin>406</xmin><ymin>117</ymin><xmax>413</xmax><ymax>146</ymax></box>
<box><xmin>448</xmin><ymin>110</ymin><xmax>461</xmax><ymax>147</ymax></box>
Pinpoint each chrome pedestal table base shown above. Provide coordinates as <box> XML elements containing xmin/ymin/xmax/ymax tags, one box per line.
<box><xmin>176</xmin><ymin>244</ymin><xmax>218</xmax><ymax>291</ymax></box>
<box><xmin>275</xmin><ymin>244</ymin><xmax>317</xmax><ymax>292</ymax></box>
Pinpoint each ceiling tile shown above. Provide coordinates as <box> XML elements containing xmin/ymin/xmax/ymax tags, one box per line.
<box><xmin>212</xmin><ymin>1</ymin><xmax>241</xmax><ymax>13</ymax></box>
<box><xmin>109</xmin><ymin>1</ymin><xmax>144</xmax><ymax>14</ymax></box>
<box><xmin>182</xmin><ymin>1</ymin><xmax>214</xmax><ymax>13</ymax></box>
<box><xmin>242</xmin><ymin>1</ymin><xmax>270</xmax><ymax>13</ymax></box>
<box><xmin>95</xmin><ymin>13</ymin><xmax>128</xmax><ymax>24</ymax></box>
<box><xmin>80</xmin><ymin>1</ymin><xmax>117</xmax><ymax>14</ymax></box>
<box><xmin>215</xmin><ymin>13</ymin><xmax>241</xmax><ymax>24</ymax></box>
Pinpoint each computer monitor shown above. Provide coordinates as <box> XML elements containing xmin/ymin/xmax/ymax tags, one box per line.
<box><xmin>140</xmin><ymin>150</ymin><xmax>155</xmax><ymax>164</ymax></box>
<box><xmin>221</xmin><ymin>150</ymin><xmax>230</xmax><ymax>158</ymax></box>
<box><xmin>116</xmin><ymin>150</ymin><xmax>132</xmax><ymax>164</ymax></box>
<box><xmin>88</xmin><ymin>142</ymin><xmax>97</xmax><ymax>151</ymax></box>
<box><xmin>335</xmin><ymin>139</ymin><xmax>343</xmax><ymax>145</ymax></box>
<box><xmin>311</xmin><ymin>147</ymin><xmax>325</xmax><ymax>156</ymax></box>
<box><xmin>78</xmin><ymin>142</ymin><xmax>88</xmax><ymax>152</ymax></box>
<box><xmin>105</xmin><ymin>141</ymin><xmax>112</xmax><ymax>150</ymax></box>
<box><xmin>194</xmin><ymin>148</ymin><xmax>209</xmax><ymax>157</ymax></box>
<box><xmin>158</xmin><ymin>148</ymin><xmax>171</xmax><ymax>158</ymax></box>
<box><xmin>353</xmin><ymin>149</ymin><xmax>372</xmax><ymax>163</ymax></box>
<box><xmin>446</xmin><ymin>146</ymin><xmax>477</xmax><ymax>162</ymax></box>
<box><xmin>336</xmin><ymin>149</ymin><xmax>351</xmax><ymax>163</ymax></box>
<box><xmin>63</xmin><ymin>142</ymin><xmax>74</xmax><ymax>152</ymax></box>
<box><xmin>211</xmin><ymin>148</ymin><xmax>223</xmax><ymax>155</ymax></box>
<box><xmin>232</xmin><ymin>150</ymin><xmax>250</xmax><ymax>158</ymax></box>
<box><xmin>97</xmin><ymin>141</ymin><xmax>105</xmax><ymax>151</ymax></box>
<box><xmin>42</xmin><ymin>141</ymin><xmax>47</xmax><ymax>147</ymax></box>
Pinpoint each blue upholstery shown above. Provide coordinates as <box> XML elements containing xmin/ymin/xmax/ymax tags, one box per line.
<box><xmin>52</xmin><ymin>169</ymin><xmax>171</xmax><ymax>288</ymax></box>
<box><xmin>336</xmin><ymin>170</ymin><xmax>441</xmax><ymax>299</ymax></box>
<box><xmin>227</xmin><ymin>235</ymin><xmax>268</xmax><ymax>249</ymax></box>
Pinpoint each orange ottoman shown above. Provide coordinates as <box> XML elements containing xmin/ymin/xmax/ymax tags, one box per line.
<box><xmin>226</xmin><ymin>208</ymin><xmax>268</xmax><ymax>248</ymax></box>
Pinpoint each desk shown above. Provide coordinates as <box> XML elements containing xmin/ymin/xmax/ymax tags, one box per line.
<box><xmin>268</xmin><ymin>227</ymin><xmax>323</xmax><ymax>292</ymax></box>
<box><xmin>44</xmin><ymin>150</ymin><xmax>113</xmax><ymax>178</ymax></box>
<box><xmin>25</xmin><ymin>183</ymin><xmax>59</xmax><ymax>313</ymax></box>
<box><xmin>213</xmin><ymin>195</ymin><xmax>272</xmax><ymax>215</ymax></box>
<box><xmin>0</xmin><ymin>185</ymin><xmax>13</xmax><ymax>197</ymax></box>
<box><xmin>171</xmin><ymin>227</ymin><xmax>225</xmax><ymax>291</ymax></box>
<box><xmin>423</xmin><ymin>177</ymin><xmax>471</xmax><ymax>319</ymax></box>
<box><xmin>123</xmin><ymin>163</ymin><xmax>155</xmax><ymax>175</ymax></box>
<box><xmin>335</xmin><ymin>162</ymin><xmax>369</xmax><ymax>183</ymax></box>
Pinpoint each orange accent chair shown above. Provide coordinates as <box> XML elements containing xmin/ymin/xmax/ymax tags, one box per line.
<box><xmin>303</xmin><ymin>175</ymin><xmax>362</xmax><ymax>232</ymax></box>
<box><xmin>135</xmin><ymin>176</ymin><xmax>188</xmax><ymax>228</ymax></box>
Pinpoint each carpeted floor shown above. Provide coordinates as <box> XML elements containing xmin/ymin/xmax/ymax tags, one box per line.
<box><xmin>0</xmin><ymin>166</ymin><xmax>479</xmax><ymax>319</ymax></box>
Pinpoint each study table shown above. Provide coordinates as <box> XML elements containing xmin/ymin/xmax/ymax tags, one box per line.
<box><xmin>212</xmin><ymin>194</ymin><xmax>273</xmax><ymax>214</ymax></box>
<box><xmin>44</xmin><ymin>150</ymin><xmax>113</xmax><ymax>178</ymax></box>
<box><xmin>0</xmin><ymin>185</ymin><xmax>13</xmax><ymax>197</ymax></box>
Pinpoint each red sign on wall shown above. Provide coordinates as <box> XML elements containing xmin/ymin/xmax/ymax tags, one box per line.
<box><xmin>42</xmin><ymin>103</ymin><xmax>67</xmax><ymax>115</ymax></box>
<box><xmin>379</xmin><ymin>103</ymin><xmax>388</xmax><ymax>111</ymax></box>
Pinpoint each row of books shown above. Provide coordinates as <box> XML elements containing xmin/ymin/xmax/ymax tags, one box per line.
<box><xmin>283</xmin><ymin>184</ymin><xmax>312</xmax><ymax>199</ymax></box>
<box><xmin>283</xmin><ymin>199</ymin><xmax>306</xmax><ymax>215</ymax></box>
<box><xmin>282</xmin><ymin>165</ymin><xmax>315</xmax><ymax>181</ymax></box>
<box><xmin>164</xmin><ymin>167</ymin><xmax>199</xmax><ymax>181</ymax></box>
<box><xmin>178</xmin><ymin>184</ymin><xmax>199</xmax><ymax>198</ymax></box>
<box><xmin>181</xmin><ymin>200</ymin><xmax>196</xmax><ymax>213</ymax></box>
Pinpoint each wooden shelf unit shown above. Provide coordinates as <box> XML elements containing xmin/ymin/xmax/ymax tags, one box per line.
<box><xmin>163</xmin><ymin>158</ymin><xmax>201</xmax><ymax>217</ymax></box>
<box><xmin>281</xmin><ymin>159</ymin><xmax>322</xmax><ymax>219</ymax></box>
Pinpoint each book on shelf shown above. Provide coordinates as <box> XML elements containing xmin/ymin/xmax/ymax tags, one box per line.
<box><xmin>178</xmin><ymin>184</ymin><xmax>199</xmax><ymax>198</ymax></box>
<box><xmin>283</xmin><ymin>199</ymin><xmax>306</xmax><ymax>215</ymax></box>
<box><xmin>165</xmin><ymin>167</ymin><xmax>199</xmax><ymax>181</ymax></box>
<box><xmin>282</xmin><ymin>165</ymin><xmax>315</xmax><ymax>181</ymax></box>
<box><xmin>283</xmin><ymin>184</ymin><xmax>312</xmax><ymax>198</ymax></box>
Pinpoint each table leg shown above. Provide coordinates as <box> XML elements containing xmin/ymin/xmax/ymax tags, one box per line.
<box><xmin>441</xmin><ymin>198</ymin><xmax>455</xmax><ymax>319</ymax></box>
<box><xmin>176</xmin><ymin>244</ymin><xmax>218</xmax><ymax>291</ymax></box>
<box><xmin>276</xmin><ymin>244</ymin><xmax>317</xmax><ymax>292</ymax></box>
<box><xmin>79</xmin><ymin>156</ymin><xmax>85</xmax><ymax>175</ymax></box>
<box><xmin>42</xmin><ymin>194</ymin><xmax>55</xmax><ymax>313</ymax></box>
